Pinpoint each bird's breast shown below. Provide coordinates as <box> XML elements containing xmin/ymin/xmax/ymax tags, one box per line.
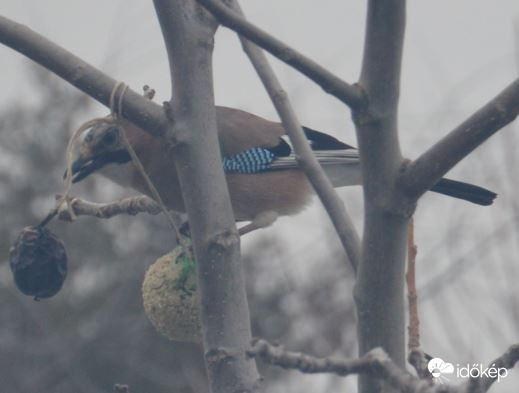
<box><xmin>99</xmin><ymin>161</ymin><xmax>312</xmax><ymax>223</ymax></box>
<box><xmin>226</xmin><ymin>169</ymin><xmax>313</xmax><ymax>221</ymax></box>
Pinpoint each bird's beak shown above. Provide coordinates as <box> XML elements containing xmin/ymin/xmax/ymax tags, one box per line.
<box><xmin>63</xmin><ymin>156</ymin><xmax>103</xmax><ymax>183</ymax></box>
<box><xmin>63</xmin><ymin>150</ymin><xmax>132</xmax><ymax>183</ymax></box>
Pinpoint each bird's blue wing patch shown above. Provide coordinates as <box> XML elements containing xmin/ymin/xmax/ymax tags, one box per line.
<box><xmin>223</xmin><ymin>147</ymin><xmax>275</xmax><ymax>174</ymax></box>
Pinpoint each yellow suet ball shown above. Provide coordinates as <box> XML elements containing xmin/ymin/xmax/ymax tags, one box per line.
<box><xmin>142</xmin><ymin>247</ymin><xmax>201</xmax><ymax>343</ymax></box>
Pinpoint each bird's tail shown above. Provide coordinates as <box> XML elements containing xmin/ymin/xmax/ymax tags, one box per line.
<box><xmin>269</xmin><ymin>148</ymin><xmax>497</xmax><ymax>206</ymax></box>
<box><xmin>430</xmin><ymin>178</ymin><xmax>497</xmax><ymax>206</ymax></box>
<box><xmin>321</xmin><ymin>162</ymin><xmax>497</xmax><ymax>206</ymax></box>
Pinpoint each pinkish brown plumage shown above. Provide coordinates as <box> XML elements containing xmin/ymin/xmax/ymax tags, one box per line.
<box><xmin>68</xmin><ymin>106</ymin><xmax>496</xmax><ymax>235</ymax></box>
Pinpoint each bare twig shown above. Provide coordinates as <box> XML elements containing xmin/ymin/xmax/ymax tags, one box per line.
<box><xmin>196</xmin><ymin>0</ymin><xmax>365</xmax><ymax>109</ymax></box>
<box><xmin>403</xmin><ymin>78</ymin><xmax>519</xmax><ymax>198</ymax></box>
<box><xmin>248</xmin><ymin>338</ymin><xmax>390</xmax><ymax>377</ymax></box>
<box><xmin>249</xmin><ymin>339</ymin><xmax>435</xmax><ymax>392</ymax></box>
<box><xmin>0</xmin><ymin>15</ymin><xmax>168</xmax><ymax>137</ymax></box>
<box><xmin>227</xmin><ymin>0</ymin><xmax>360</xmax><ymax>272</ymax></box>
<box><xmin>406</xmin><ymin>219</ymin><xmax>432</xmax><ymax>380</ymax></box>
<box><xmin>249</xmin><ymin>339</ymin><xmax>519</xmax><ymax>393</ymax></box>
<box><xmin>406</xmin><ymin>218</ymin><xmax>420</xmax><ymax>351</ymax></box>
<box><xmin>56</xmin><ymin>195</ymin><xmax>161</xmax><ymax>221</ymax></box>
<box><xmin>465</xmin><ymin>344</ymin><xmax>519</xmax><ymax>393</ymax></box>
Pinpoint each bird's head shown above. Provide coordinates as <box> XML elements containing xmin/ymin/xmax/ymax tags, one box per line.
<box><xmin>67</xmin><ymin>121</ymin><xmax>132</xmax><ymax>184</ymax></box>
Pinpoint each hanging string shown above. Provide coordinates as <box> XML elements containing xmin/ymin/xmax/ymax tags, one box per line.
<box><xmin>42</xmin><ymin>82</ymin><xmax>190</xmax><ymax>255</ymax></box>
<box><xmin>40</xmin><ymin>118</ymin><xmax>110</xmax><ymax>227</ymax></box>
<box><xmin>109</xmin><ymin>82</ymin><xmax>186</xmax><ymax>246</ymax></box>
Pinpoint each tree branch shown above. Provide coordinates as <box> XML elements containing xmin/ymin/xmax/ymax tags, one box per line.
<box><xmin>153</xmin><ymin>1</ymin><xmax>260</xmax><ymax>392</ymax></box>
<box><xmin>0</xmin><ymin>15</ymin><xmax>169</xmax><ymax>137</ymax></box>
<box><xmin>353</xmin><ymin>2</ymin><xmax>408</xmax><ymax>393</ymax></box>
<box><xmin>226</xmin><ymin>0</ymin><xmax>360</xmax><ymax>272</ymax></box>
<box><xmin>405</xmin><ymin>220</ymin><xmax>431</xmax><ymax>381</ymax></box>
<box><xmin>402</xmin><ymin>78</ymin><xmax>519</xmax><ymax>198</ymax></box>
<box><xmin>55</xmin><ymin>195</ymin><xmax>161</xmax><ymax>221</ymax></box>
<box><xmin>196</xmin><ymin>0</ymin><xmax>365</xmax><ymax>109</ymax></box>
<box><xmin>465</xmin><ymin>344</ymin><xmax>519</xmax><ymax>393</ymax></box>
<box><xmin>249</xmin><ymin>339</ymin><xmax>519</xmax><ymax>393</ymax></box>
<box><xmin>249</xmin><ymin>338</ymin><xmax>391</xmax><ymax>377</ymax></box>
<box><xmin>249</xmin><ymin>339</ymin><xmax>435</xmax><ymax>392</ymax></box>
<box><xmin>358</xmin><ymin>2</ymin><xmax>406</xmax><ymax>115</ymax></box>
<box><xmin>406</xmin><ymin>219</ymin><xmax>420</xmax><ymax>351</ymax></box>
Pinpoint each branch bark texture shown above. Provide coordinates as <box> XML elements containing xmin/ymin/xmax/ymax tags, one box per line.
<box><xmin>55</xmin><ymin>195</ymin><xmax>161</xmax><ymax>221</ymax></box>
<box><xmin>153</xmin><ymin>1</ymin><xmax>260</xmax><ymax>392</ymax></box>
<box><xmin>249</xmin><ymin>339</ymin><xmax>519</xmax><ymax>393</ymax></box>
<box><xmin>353</xmin><ymin>2</ymin><xmax>408</xmax><ymax>393</ymax></box>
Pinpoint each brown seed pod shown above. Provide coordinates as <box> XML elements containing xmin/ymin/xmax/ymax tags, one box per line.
<box><xmin>142</xmin><ymin>247</ymin><xmax>201</xmax><ymax>343</ymax></box>
<box><xmin>9</xmin><ymin>226</ymin><xmax>67</xmax><ymax>300</ymax></box>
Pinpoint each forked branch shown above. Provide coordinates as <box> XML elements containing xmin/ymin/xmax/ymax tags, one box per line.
<box><xmin>227</xmin><ymin>0</ymin><xmax>361</xmax><ymax>271</ymax></box>
<box><xmin>196</xmin><ymin>0</ymin><xmax>365</xmax><ymax>108</ymax></box>
<box><xmin>153</xmin><ymin>1</ymin><xmax>260</xmax><ymax>392</ymax></box>
<box><xmin>249</xmin><ymin>339</ymin><xmax>519</xmax><ymax>393</ymax></box>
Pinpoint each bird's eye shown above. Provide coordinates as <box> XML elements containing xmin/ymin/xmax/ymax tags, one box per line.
<box><xmin>102</xmin><ymin>127</ymin><xmax>119</xmax><ymax>146</ymax></box>
<box><xmin>84</xmin><ymin>131</ymin><xmax>94</xmax><ymax>143</ymax></box>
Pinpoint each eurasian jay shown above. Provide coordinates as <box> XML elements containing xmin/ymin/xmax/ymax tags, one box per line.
<box><xmin>68</xmin><ymin>106</ymin><xmax>497</xmax><ymax>234</ymax></box>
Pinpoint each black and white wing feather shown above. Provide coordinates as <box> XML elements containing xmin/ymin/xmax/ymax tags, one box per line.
<box><xmin>269</xmin><ymin>149</ymin><xmax>361</xmax><ymax>187</ymax></box>
<box><xmin>268</xmin><ymin>127</ymin><xmax>362</xmax><ymax>187</ymax></box>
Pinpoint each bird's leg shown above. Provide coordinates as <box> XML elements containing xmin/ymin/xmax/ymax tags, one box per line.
<box><xmin>238</xmin><ymin>211</ymin><xmax>279</xmax><ymax>236</ymax></box>
<box><xmin>238</xmin><ymin>223</ymin><xmax>261</xmax><ymax>236</ymax></box>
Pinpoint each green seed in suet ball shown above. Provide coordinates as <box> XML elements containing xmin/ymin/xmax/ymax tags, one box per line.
<box><xmin>142</xmin><ymin>247</ymin><xmax>201</xmax><ymax>343</ymax></box>
<box><xmin>9</xmin><ymin>226</ymin><xmax>67</xmax><ymax>300</ymax></box>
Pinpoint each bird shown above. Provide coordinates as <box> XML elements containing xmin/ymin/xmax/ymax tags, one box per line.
<box><xmin>68</xmin><ymin>106</ymin><xmax>497</xmax><ymax>235</ymax></box>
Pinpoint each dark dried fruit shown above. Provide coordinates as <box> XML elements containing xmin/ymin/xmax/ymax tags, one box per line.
<box><xmin>9</xmin><ymin>226</ymin><xmax>67</xmax><ymax>300</ymax></box>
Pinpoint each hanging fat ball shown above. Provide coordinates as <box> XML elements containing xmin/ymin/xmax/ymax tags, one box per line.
<box><xmin>9</xmin><ymin>226</ymin><xmax>67</xmax><ymax>300</ymax></box>
<box><xmin>142</xmin><ymin>247</ymin><xmax>201</xmax><ymax>343</ymax></box>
